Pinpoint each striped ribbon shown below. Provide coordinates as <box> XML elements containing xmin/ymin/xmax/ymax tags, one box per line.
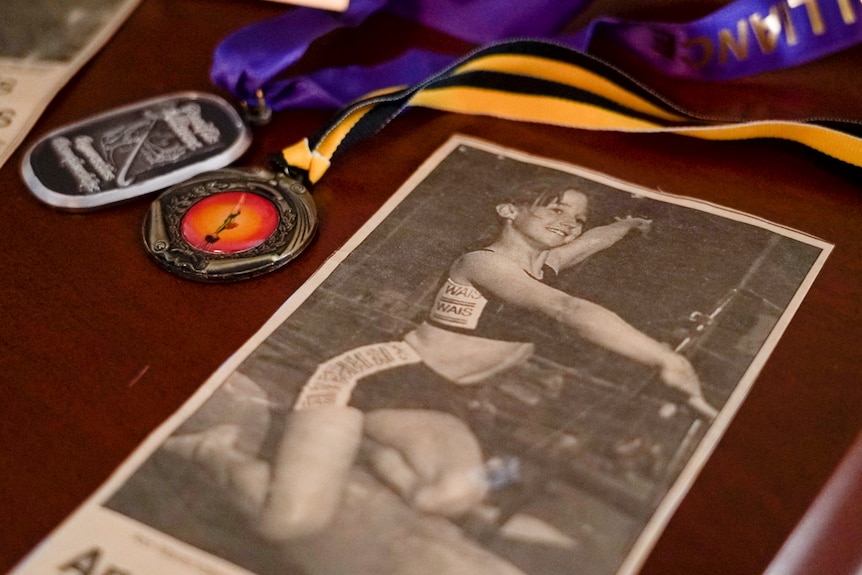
<box><xmin>273</xmin><ymin>39</ymin><xmax>862</xmax><ymax>184</ymax></box>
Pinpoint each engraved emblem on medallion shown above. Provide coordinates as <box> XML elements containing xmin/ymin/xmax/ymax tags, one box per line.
<box><xmin>21</xmin><ymin>92</ymin><xmax>251</xmax><ymax>210</ymax></box>
<box><xmin>50</xmin><ymin>103</ymin><xmax>223</xmax><ymax>193</ymax></box>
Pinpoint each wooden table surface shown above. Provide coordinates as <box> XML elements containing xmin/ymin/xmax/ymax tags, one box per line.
<box><xmin>2</xmin><ymin>1</ymin><xmax>862</xmax><ymax>573</ymax></box>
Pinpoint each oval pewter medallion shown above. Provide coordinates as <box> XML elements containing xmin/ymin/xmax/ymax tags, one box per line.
<box><xmin>22</xmin><ymin>92</ymin><xmax>251</xmax><ymax>210</ymax></box>
<box><xmin>143</xmin><ymin>167</ymin><xmax>317</xmax><ymax>281</ymax></box>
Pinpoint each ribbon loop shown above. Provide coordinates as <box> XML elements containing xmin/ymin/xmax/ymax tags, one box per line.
<box><xmin>270</xmin><ymin>39</ymin><xmax>862</xmax><ymax>184</ymax></box>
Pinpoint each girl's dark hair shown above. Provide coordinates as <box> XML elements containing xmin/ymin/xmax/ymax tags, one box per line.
<box><xmin>500</xmin><ymin>177</ymin><xmax>587</xmax><ymax>209</ymax></box>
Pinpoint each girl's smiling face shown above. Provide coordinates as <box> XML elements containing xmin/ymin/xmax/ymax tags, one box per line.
<box><xmin>508</xmin><ymin>190</ymin><xmax>588</xmax><ymax>248</ymax></box>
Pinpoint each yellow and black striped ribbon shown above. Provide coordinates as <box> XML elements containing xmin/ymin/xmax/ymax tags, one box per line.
<box><xmin>273</xmin><ymin>40</ymin><xmax>862</xmax><ymax>184</ymax></box>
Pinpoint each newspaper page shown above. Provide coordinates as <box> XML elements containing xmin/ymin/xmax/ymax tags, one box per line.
<box><xmin>0</xmin><ymin>0</ymin><xmax>142</xmax><ymax>171</ymax></box>
<box><xmin>12</xmin><ymin>135</ymin><xmax>832</xmax><ymax>575</ymax></box>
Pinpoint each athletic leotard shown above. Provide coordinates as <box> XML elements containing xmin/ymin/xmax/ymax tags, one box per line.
<box><xmin>426</xmin><ymin>263</ymin><xmax>559</xmax><ymax>342</ymax></box>
<box><xmin>398</xmin><ymin>253</ymin><xmax>559</xmax><ymax>384</ymax></box>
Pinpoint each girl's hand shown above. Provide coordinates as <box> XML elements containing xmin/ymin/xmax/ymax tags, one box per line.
<box><xmin>615</xmin><ymin>215</ymin><xmax>652</xmax><ymax>234</ymax></box>
<box><xmin>658</xmin><ymin>353</ymin><xmax>702</xmax><ymax>398</ymax></box>
<box><xmin>658</xmin><ymin>354</ymin><xmax>718</xmax><ymax>419</ymax></box>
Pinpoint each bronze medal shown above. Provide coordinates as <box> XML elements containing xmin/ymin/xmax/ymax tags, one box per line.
<box><xmin>143</xmin><ymin>167</ymin><xmax>317</xmax><ymax>281</ymax></box>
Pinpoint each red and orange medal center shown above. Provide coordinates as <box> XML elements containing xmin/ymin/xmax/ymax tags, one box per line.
<box><xmin>181</xmin><ymin>191</ymin><xmax>278</xmax><ymax>254</ymax></box>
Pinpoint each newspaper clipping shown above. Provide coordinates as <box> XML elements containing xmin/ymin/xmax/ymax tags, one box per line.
<box><xmin>13</xmin><ymin>136</ymin><xmax>832</xmax><ymax>575</ymax></box>
<box><xmin>0</xmin><ymin>0</ymin><xmax>141</xmax><ymax>171</ymax></box>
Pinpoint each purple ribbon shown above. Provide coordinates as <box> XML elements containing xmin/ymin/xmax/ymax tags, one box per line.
<box><xmin>385</xmin><ymin>0</ymin><xmax>591</xmax><ymax>42</ymax></box>
<box><xmin>573</xmin><ymin>0</ymin><xmax>862</xmax><ymax>80</ymax></box>
<box><xmin>211</xmin><ymin>0</ymin><xmax>862</xmax><ymax>111</ymax></box>
<box><xmin>212</xmin><ymin>0</ymin><xmax>591</xmax><ymax>110</ymax></box>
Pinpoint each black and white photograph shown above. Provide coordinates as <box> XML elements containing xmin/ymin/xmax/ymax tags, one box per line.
<box><xmin>97</xmin><ymin>136</ymin><xmax>828</xmax><ymax>575</ymax></box>
<box><xmin>0</xmin><ymin>0</ymin><xmax>128</xmax><ymax>63</ymax></box>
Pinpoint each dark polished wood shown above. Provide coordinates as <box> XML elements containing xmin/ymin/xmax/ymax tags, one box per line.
<box><xmin>2</xmin><ymin>1</ymin><xmax>862</xmax><ymax>573</ymax></box>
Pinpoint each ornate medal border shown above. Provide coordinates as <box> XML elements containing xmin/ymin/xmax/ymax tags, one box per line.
<box><xmin>143</xmin><ymin>168</ymin><xmax>317</xmax><ymax>281</ymax></box>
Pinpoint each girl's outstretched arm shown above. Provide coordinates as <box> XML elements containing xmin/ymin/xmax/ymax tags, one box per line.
<box><xmin>547</xmin><ymin>216</ymin><xmax>651</xmax><ymax>272</ymax></box>
<box><xmin>454</xmin><ymin>251</ymin><xmax>707</xmax><ymax>403</ymax></box>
